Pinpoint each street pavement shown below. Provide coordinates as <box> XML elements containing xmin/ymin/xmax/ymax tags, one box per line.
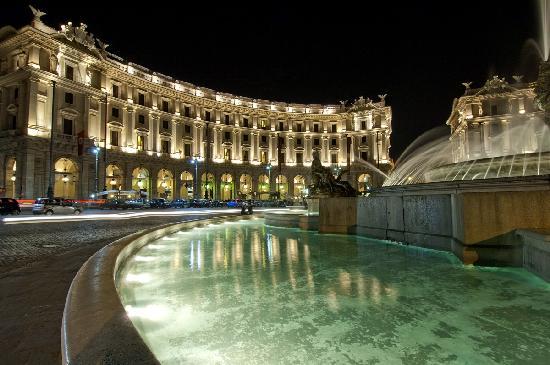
<box><xmin>0</xmin><ymin>208</ymin><xmax>248</xmax><ymax>364</ymax></box>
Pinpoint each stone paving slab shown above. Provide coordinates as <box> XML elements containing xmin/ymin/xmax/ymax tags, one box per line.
<box><xmin>0</xmin><ymin>212</ymin><xmax>235</xmax><ymax>365</ymax></box>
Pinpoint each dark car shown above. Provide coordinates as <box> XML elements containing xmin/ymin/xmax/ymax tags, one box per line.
<box><xmin>0</xmin><ymin>198</ymin><xmax>21</xmax><ymax>215</ymax></box>
<box><xmin>170</xmin><ymin>199</ymin><xmax>188</xmax><ymax>208</ymax></box>
<box><xmin>149</xmin><ymin>198</ymin><xmax>169</xmax><ymax>209</ymax></box>
<box><xmin>101</xmin><ymin>199</ymin><xmax>129</xmax><ymax>210</ymax></box>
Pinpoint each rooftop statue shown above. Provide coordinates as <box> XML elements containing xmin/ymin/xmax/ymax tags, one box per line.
<box><xmin>309</xmin><ymin>150</ymin><xmax>356</xmax><ymax>198</ymax></box>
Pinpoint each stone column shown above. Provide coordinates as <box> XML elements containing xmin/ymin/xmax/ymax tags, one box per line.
<box><xmin>234</xmin><ymin>129</ymin><xmax>241</xmax><ymax>161</ymax></box>
<box><xmin>21</xmin><ymin>150</ymin><xmax>35</xmax><ymax>199</ymax></box>
<box><xmin>126</xmin><ymin>107</ymin><xmax>134</xmax><ymax>148</ymax></box>
<box><xmin>213</xmin><ymin>126</ymin><xmax>219</xmax><ymax>159</ymax></box>
<box><xmin>27</xmin><ymin>77</ymin><xmax>39</xmax><ymax>128</ymax></box>
<box><xmin>304</xmin><ymin>136</ymin><xmax>311</xmax><ymax>162</ymax></box>
<box><xmin>285</xmin><ymin>134</ymin><xmax>292</xmax><ymax>163</ymax></box>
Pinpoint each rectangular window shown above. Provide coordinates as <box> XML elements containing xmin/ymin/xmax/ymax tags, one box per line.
<box><xmin>161</xmin><ymin>140</ymin><xmax>170</xmax><ymax>154</ymax></box>
<box><xmin>224</xmin><ymin>148</ymin><xmax>231</xmax><ymax>161</ymax></box>
<box><xmin>138</xmin><ymin>114</ymin><xmax>145</xmax><ymax>124</ymax></box>
<box><xmin>243</xmin><ymin>150</ymin><xmax>249</xmax><ymax>162</ymax></box>
<box><xmin>65</xmin><ymin>65</ymin><xmax>74</xmax><ymax>80</ymax></box>
<box><xmin>162</xmin><ymin>120</ymin><xmax>169</xmax><ymax>129</ymax></box>
<box><xmin>260</xmin><ymin>120</ymin><xmax>267</xmax><ymax>129</ymax></box>
<box><xmin>261</xmin><ymin>135</ymin><xmax>267</xmax><ymax>143</ymax></box>
<box><xmin>280</xmin><ymin>151</ymin><xmax>285</xmax><ymax>163</ymax></box>
<box><xmin>314</xmin><ymin>138</ymin><xmax>320</xmax><ymax>146</ymax></box>
<box><xmin>331</xmin><ymin>153</ymin><xmax>338</xmax><ymax>163</ymax></box>
<box><xmin>9</xmin><ymin>115</ymin><xmax>16</xmax><ymax>129</ymax></box>
<box><xmin>112</xmin><ymin>107</ymin><xmax>119</xmax><ymax>118</ymax></box>
<box><xmin>361</xmin><ymin>121</ymin><xmax>366</xmax><ymax>130</ymax></box>
<box><xmin>297</xmin><ymin>138</ymin><xmax>302</xmax><ymax>146</ymax></box>
<box><xmin>243</xmin><ymin>118</ymin><xmax>249</xmax><ymax>128</ymax></box>
<box><xmin>243</xmin><ymin>134</ymin><xmax>249</xmax><ymax>142</ymax></box>
<box><xmin>279</xmin><ymin>121</ymin><xmax>284</xmax><ymax>131</ymax></box>
<box><xmin>224</xmin><ymin>131</ymin><xmax>231</xmax><ymax>141</ymax></box>
<box><xmin>138</xmin><ymin>93</ymin><xmax>145</xmax><ymax>106</ymax></box>
<box><xmin>112</xmin><ymin>84</ymin><xmax>119</xmax><ymax>98</ymax></box>
<box><xmin>260</xmin><ymin>150</ymin><xmax>267</xmax><ymax>163</ymax></box>
<box><xmin>224</xmin><ymin>114</ymin><xmax>230</xmax><ymax>125</ymax></box>
<box><xmin>491</xmin><ymin>104</ymin><xmax>498</xmax><ymax>115</ymax></box>
<box><xmin>184</xmin><ymin>124</ymin><xmax>191</xmax><ymax>134</ymax></box>
<box><xmin>331</xmin><ymin>138</ymin><xmax>337</xmax><ymax>146</ymax></box>
<box><xmin>65</xmin><ymin>92</ymin><xmax>74</xmax><ymax>104</ymax></box>
<box><xmin>361</xmin><ymin>151</ymin><xmax>368</xmax><ymax>161</ymax></box>
<box><xmin>162</xmin><ymin>100</ymin><xmax>169</xmax><ymax>112</ymax></box>
<box><xmin>313</xmin><ymin>124</ymin><xmax>319</xmax><ymax>133</ymax></box>
<box><xmin>137</xmin><ymin>135</ymin><xmax>145</xmax><ymax>151</ymax></box>
<box><xmin>296</xmin><ymin>123</ymin><xmax>302</xmax><ymax>132</ymax></box>
<box><xmin>184</xmin><ymin>143</ymin><xmax>191</xmax><ymax>157</ymax></box>
<box><xmin>110</xmin><ymin>130</ymin><xmax>119</xmax><ymax>146</ymax></box>
<box><xmin>205</xmin><ymin>111</ymin><xmax>211</xmax><ymax>121</ymax></box>
<box><xmin>361</xmin><ymin>136</ymin><xmax>367</xmax><ymax>143</ymax></box>
<box><xmin>63</xmin><ymin>118</ymin><xmax>73</xmax><ymax>135</ymax></box>
<box><xmin>184</xmin><ymin>106</ymin><xmax>191</xmax><ymax>117</ymax></box>
<box><xmin>296</xmin><ymin>152</ymin><xmax>303</xmax><ymax>164</ymax></box>
<box><xmin>331</xmin><ymin>124</ymin><xmax>337</xmax><ymax>133</ymax></box>
<box><xmin>14</xmin><ymin>87</ymin><xmax>18</xmax><ymax>100</ymax></box>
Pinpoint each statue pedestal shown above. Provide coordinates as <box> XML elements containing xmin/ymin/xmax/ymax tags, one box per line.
<box><xmin>318</xmin><ymin>197</ymin><xmax>357</xmax><ymax>234</ymax></box>
<box><xmin>305</xmin><ymin>198</ymin><xmax>319</xmax><ymax>216</ymax></box>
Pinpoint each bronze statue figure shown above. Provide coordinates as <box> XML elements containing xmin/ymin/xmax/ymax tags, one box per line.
<box><xmin>309</xmin><ymin>150</ymin><xmax>356</xmax><ymax>197</ymax></box>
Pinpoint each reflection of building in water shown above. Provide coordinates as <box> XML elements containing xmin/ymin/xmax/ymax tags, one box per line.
<box><xmin>447</xmin><ymin>76</ymin><xmax>543</xmax><ymax>163</ymax></box>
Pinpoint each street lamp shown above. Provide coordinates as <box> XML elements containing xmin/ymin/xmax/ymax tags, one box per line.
<box><xmin>190</xmin><ymin>156</ymin><xmax>199</xmax><ymax>199</ymax></box>
<box><xmin>266</xmin><ymin>163</ymin><xmax>272</xmax><ymax>195</ymax></box>
<box><xmin>92</xmin><ymin>146</ymin><xmax>100</xmax><ymax>198</ymax></box>
<box><xmin>62</xmin><ymin>174</ymin><xmax>69</xmax><ymax>198</ymax></box>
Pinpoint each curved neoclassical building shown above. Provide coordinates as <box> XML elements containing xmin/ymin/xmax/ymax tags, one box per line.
<box><xmin>0</xmin><ymin>11</ymin><xmax>392</xmax><ymax>201</ymax></box>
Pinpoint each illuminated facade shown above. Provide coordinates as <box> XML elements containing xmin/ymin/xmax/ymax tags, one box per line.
<box><xmin>447</xmin><ymin>76</ymin><xmax>543</xmax><ymax>163</ymax></box>
<box><xmin>0</xmin><ymin>11</ymin><xmax>392</xmax><ymax>200</ymax></box>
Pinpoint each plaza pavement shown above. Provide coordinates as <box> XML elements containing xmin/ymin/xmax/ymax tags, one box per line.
<box><xmin>0</xmin><ymin>208</ymin><xmax>249</xmax><ymax>364</ymax></box>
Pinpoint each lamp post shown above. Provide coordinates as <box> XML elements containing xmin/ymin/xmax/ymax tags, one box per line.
<box><xmin>266</xmin><ymin>163</ymin><xmax>272</xmax><ymax>198</ymax></box>
<box><xmin>10</xmin><ymin>175</ymin><xmax>16</xmax><ymax>199</ymax></box>
<box><xmin>92</xmin><ymin>146</ymin><xmax>100</xmax><ymax>198</ymax></box>
<box><xmin>62</xmin><ymin>174</ymin><xmax>69</xmax><ymax>198</ymax></box>
<box><xmin>191</xmin><ymin>156</ymin><xmax>198</xmax><ymax>199</ymax></box>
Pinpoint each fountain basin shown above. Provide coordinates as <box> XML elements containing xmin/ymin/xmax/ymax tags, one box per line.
<box><xmin>116</xmin><ymin>219</ymin><xmax>550</xmax><ymax>364</ymax></box>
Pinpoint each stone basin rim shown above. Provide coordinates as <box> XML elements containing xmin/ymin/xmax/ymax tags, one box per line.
<box><xmin>61</xmin><ymin>214</ymin><xmax>255</xmax><ymax>365</ymax></box>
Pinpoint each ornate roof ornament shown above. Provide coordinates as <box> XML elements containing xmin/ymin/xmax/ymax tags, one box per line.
<box><xmin>475</xmin><ymin>75</ymin><xmax>516</xmax><ymax>96</ymax></box>
<box><xmin>60</xmin><ymin>22</ymin><xmax>96</xmax><ymax>51</ymax></box>
<box><xmin>348</xmin><ymin>96</ymin><xmax>378</xmax><ymax>112</ymax></box>
<box><xmin>461</xmin><ymin>82</ymin><xmax>472</xmax><ymax>93</ymax></box>
<box><xmin>512</xmin><ymin>75</ymin><xmax>524</xmax><ymax>83</ymax></box>
<box><xmin>483</xmin><ymin>75</ymin><xmax>508</xmax><ymax>91</ymax></box>
<box><xmin>28</xmin><ymin>5</ymin><xmax>46</xmax><ymax>23</ymax></box>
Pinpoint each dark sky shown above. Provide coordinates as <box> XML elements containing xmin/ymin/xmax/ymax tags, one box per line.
<box><xmin>0</xmin><ymin>1</ymin><xmax>543</xmax><ymax>159</ymax></box>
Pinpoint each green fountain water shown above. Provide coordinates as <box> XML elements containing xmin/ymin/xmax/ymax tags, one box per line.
<box><xmin>117</xmin><ymin>219</ymin><xmax>550</xmax><ymax>364</ymax></box>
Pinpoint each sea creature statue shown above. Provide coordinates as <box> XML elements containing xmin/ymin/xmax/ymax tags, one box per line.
<box><xmin>309</xmin><ymin>150</ymin><xmax>356</xmax><ymax>197</ymax></box>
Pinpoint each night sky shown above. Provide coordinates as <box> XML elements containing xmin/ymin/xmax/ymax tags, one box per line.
<box><xmin>0</xmin><ymin>1</ymin><xmax>543</xmax><ymax>159</ymax></box>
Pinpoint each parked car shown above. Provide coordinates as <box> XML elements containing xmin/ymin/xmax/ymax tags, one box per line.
<box><xmin>126</xmin><ymin>199</ymin><xmax>149</xmax><ymax>209</ymax></box>
<box><xmin>101</xmin><ymin>199</ymin><xmax>130</xmax><ymax>210</ymax></box>
<box><xmin>170</xmin><ymin>199</ymin><xmax>188</xmax><ymax>208</ymax></box>
<box><xmin>32</xmin><ymin>198</ymin><xmax>83</xmax><ymax>215</ymax></box>
<box><xmin>226</xmin><ymin>200</ymin><xmax>242</xmax><ymax>208</ymax></box>
<box><xmin>149</xmin><ymin>198</ymin><xmax>169</xmax><ymax>209</ymax></box>
<box><xmin>0</xmin><ymin>198</ymin><xmax>21</xmax><ymax>215</ymax></box>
